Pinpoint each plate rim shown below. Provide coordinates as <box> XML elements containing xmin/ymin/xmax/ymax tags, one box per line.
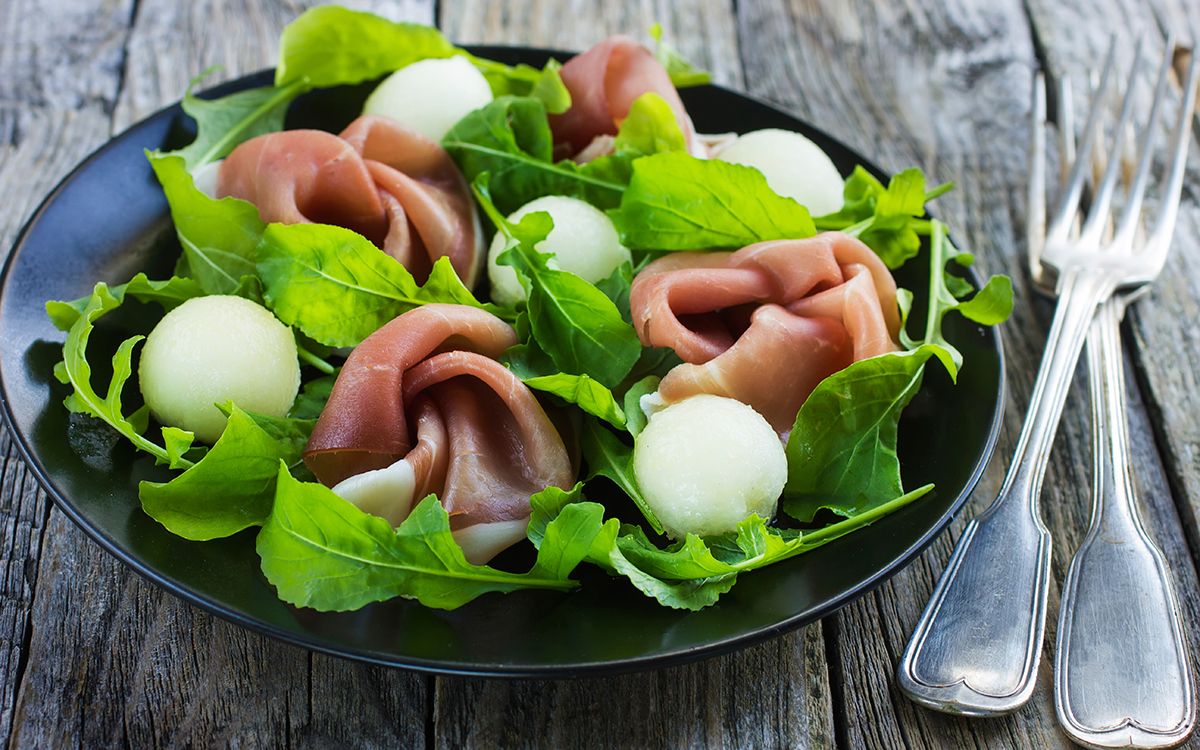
<box><xmin>0</xmin><ymin>49</ymin><xmax>1006</xmax><ymax>678</ymax></box>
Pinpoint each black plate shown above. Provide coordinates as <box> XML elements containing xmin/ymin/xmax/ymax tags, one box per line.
<box><xmin>0</xmin><ymin>48</ymin><xmax>1004</xmax><ymax>677</ymax></box>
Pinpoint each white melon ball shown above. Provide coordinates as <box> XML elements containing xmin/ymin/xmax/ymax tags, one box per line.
<box><xmin>138</xmin><ymin>296</ymin><xmax>300</xmax><ymax>444</ymax></box>
<box><xmin>716</xmin><ymin>128</ymin><xmax>846</xmax><ymax>217</ymax></box>
<box><xmin>633</xmin><ymin>395</ymin><xmax>787</xmax><ymax>540</ymax></box>
<box><xmin>362</xmin><ymin>56</ymin><xmax>494</xmax><ymax>142</ymax></box>
<box><xmin>488</xmin><ymin>195</ymin><xmax>631</xmax><ymax>306</ymax></box>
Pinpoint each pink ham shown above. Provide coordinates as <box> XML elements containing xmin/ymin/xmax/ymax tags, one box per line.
<box><xmin>629</xmin><ymin>233</ymin><xmax>902</xmax><ymax>435</ymax></box>
<box><xmin>303</xmin><ymin>304</ymin><xmax>575</xmax><ymax>563</ymax></box>
<box><xmin>217</xmin><ymin>115</ymin><xmax>482</xmax><ymax>287</ymax></box>
<box><xmin>549</xmin><ymin>35</ymin><xmax>695</xmax><ymax>157</ymax></box>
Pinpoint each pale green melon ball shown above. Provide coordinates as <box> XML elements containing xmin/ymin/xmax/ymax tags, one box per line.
<box><xmin>488</xmin><ymin>195</ymin><xmax>631</xmax><ymax>306</ymax></box>
<box><xmin>633</xmin><ymin>395</ymin><xmax>787</xmax><ymax>540</ymax></box>
<box><xmin>138</xmin><ymin>295</ymin><xmax>300</xmax><ymax>444</ymax></box>
<box><xmin>362</xmin><ymin>56</ymin><xmax>494</xmax><ymax>142</ymax></box>
<box><xmin>716</xmin><ymin>128</ymin><xmax>846</xmax><ymax>217</ymax></box>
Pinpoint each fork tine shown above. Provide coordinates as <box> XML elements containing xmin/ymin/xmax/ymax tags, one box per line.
<box><xmin>1143</xmin><ymin>49</ymin><xmax>1200</xmax><ymax>264</ymax></box>
<box><xmin>1048</xmin><ymin>38</ymin><xmax>1117</xmax><ymax>242</ymax></box>
<box><xmin>1060</xmin><ymin>75</ymin><xmax>1076</xmax><ymax>173</ymax></box>
<box><xmin>1078</xmin><ymin>37</ymin><xmax>1146</xmax><ymax>247</ymax></box>
<box><xmin>1111</xmin><ymin>36</ymin><xmax>1177</xmax><ymax>250</ymax></box>
<box><xmin>1029</xmin><ymin>71</ymin><xmax>1047</xmax><ymax>282</ymax></box>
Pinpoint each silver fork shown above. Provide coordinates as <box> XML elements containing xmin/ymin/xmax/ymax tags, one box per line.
<box><xmin>896</xmin><ymin>39</ymin><xmax>1199</xmax><ymax>717</ymax></box>
<box><xmin>1047</xmin><ymin>51</ymin><xmax>1197</xmax><ymax>747</ymax></box>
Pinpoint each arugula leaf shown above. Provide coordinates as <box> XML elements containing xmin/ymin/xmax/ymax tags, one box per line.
<box><xmin>475</xmin><ymin>176</ymin><xmax>641</xmax><ymax>388</ymax></box>
<box><xmin>275</xmin><ymin>6</ymin><xmax>457</xmax><ymax>88</ymax></box>
<box><xmin>621</xmin><ymin>375</ymin><xmax>660</xmax><ymax>438</ymax></box>
<box><xmin>525</xmin><ymin>59</ymin><xmax>572</xmax><ymax>114</ymax></box>
<box><xmin>275</xmin><ymin>6</ymin><xmax>551</xmax><ymax>102</ymax></box>
<box><xmin>610</xmin><ymin>151</ymin><xmax>816</xmax><ymax>250</ymax></box>
<box><xmin>256</xmin><ymin>223</ymin><xmax>494</xmax><ymax>348</ymax></box>
<box><xmin>594</xmin><ymin>260</ymin><xmax>634</xmax><ymax>323</ymax></box>
<box><xmin>148</xmin><ymin>152</ymin><xmax>265</xmax><ymax>295</ymax></box>
<box><xmin>899</xmin><ymin>220</ymin><xmax>1013</xmax><ymax>379</ymax></box>
<box><xmin>782</xmin><ymin>346</ymin><xmax>939</xmax><ymax>521</ymax></box>
<box><xmin>498</xmin><ymin>335</ymin><xmax>558</xmax><ymax>381</ymax></box>
<box><xmin>257</xmin><ymin>466</ymin><xmax>598</xmax><ymax>611</ymax></box>
<box><xmin>525</xmin><ymin>486</ymin><xmax>725</xmax><ymax>608</ymax></box>
<box><xmin>813</xmin><ymin>166</ymin><xmax>951</xmax><ymax>268</ymax></box>
<box><xmin>649</xmin><ymin>23</ymin><xmax>712</xmax><ymax>88</ymax></box>
<box><xmin>53</xmin><ymin>283</ymin><xmax>193</xmax><ymax>468</ymax></box>
<box><xmin>781</xmin><ymin>222</ymin><xmax>1009</xmax><ymax>522</ymax></box>
<box><xmin>443</xmin><ymin>92</ymin><xmax>685</xmax><ymax>215</ymax></box>
<box><xmin>443</xmin><ymin>96</ymin><xmax>627</xmax><ymax>214</ymax></box>
<box><xmin>139</xmin><ymin>405</ymin><xmax>314</xmax><ymax>541</ymax></box>
<box><xmin>523</xmin><ymin>373</ymin><xmax>626</xmax><ymax>428</ymax></box>
<box><xmin>290</xmin><ymin>374</ymin><xmax>337</xmax><ymax>421</ymax></box>
<box><xmin>578</xmin><ymin>93</ymin><xmax>688</xmax><ymax>188</ymax></box>
<box><xmin>579</xmin><ymin>415</ymin><xmax>663</xmax><ymax>534</ymax></box>
<box><xmin>604</xmin><ymin>538</ymin><xmax>738</xmax><ymax>610</ymax></box>
<box><xmin>47</xmin><ymin>272</ymin><xmax>203</xmax><ymax>332</ymax></box>
<box><xmin>528</xmin><ymin>489</ymin><xmax>925</xmax><ymax>610</ymax></box>
<box><xmin>175</xmin><ymin>72</ymin><xmax>307</xmax><ymax>171</ymax></box>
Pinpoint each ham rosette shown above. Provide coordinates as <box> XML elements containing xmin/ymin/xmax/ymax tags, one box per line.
<box><xmin>218</xmin><ymin>114</ymin><xmax>483</xmax><ymax>287</ymax></box>
<box><xmin>629</xmin><ymin>232</ymin><xmax>902</xmax><ymax>436</ymax></box>
<box><xmin>303</xmin><ymin>304</ymin><xmax>575</xmax><ymax>564</ymax></box>
<box><xmin>549</xmin><ymin>35</ymin><xmax>697</xmax><ymax>158</ymax></box>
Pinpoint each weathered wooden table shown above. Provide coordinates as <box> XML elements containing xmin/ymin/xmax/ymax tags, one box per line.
<box><xmin>3</xmin><ymin>0</ymin><xmax>1199</xmax><ymax>746</ymax></box>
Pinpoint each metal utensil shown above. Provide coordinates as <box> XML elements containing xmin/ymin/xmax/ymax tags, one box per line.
<box><xmin>1051</xmin><ymin>49</ymin><xmax>1197</xmax><ymax>749</ymax></box>
<box><xmin>896</xmin><ymin>39</ymin><xmax>1199</xmax><ymax>717</ymax></box>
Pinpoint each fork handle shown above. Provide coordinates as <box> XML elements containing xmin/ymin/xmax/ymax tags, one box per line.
<box><xmin>1055</xmin><ymin>297</ymin><xmax>1195</xmax><ymax>748</ymax></box>
<box><xmin>898</xmin><ymin>266</ymin><xmax>1118</xmax><ymax>716</ymax></box>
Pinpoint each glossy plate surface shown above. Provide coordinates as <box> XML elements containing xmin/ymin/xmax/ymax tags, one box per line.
<box><xmin>0</xmin><ymin>48</ymin><xmax>1004</xmax><ymax>677</ymax></box>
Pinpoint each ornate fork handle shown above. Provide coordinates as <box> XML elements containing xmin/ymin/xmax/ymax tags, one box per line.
<box><xmin>1054</xmin><ymin>296</ymin><xmax>1195</xmax><ymax>748</ymax></box>
<box><xmin>896</xmin><ymin>266</ymin><xmax>1119</xmax><ymax>716</ymax></box>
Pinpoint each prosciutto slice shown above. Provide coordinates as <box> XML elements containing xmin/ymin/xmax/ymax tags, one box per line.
<box><xmin>303</xmin><ymin>304</ymin><xmax>575</xmax><ymax>564</ymax></box>
<box><xmin>629</xmin><ymin>232</ymin><xmax>902</xmax><ymax>435</ymax></box>
<box><xmin>549</xmin><ymin>35</ymin><xmax>696</xmax><ymax>157</ymax></box>
<box><xmin>218</xmin><ymin>115</ymin><xmax>482</xmax><ymax>287</ymax></box>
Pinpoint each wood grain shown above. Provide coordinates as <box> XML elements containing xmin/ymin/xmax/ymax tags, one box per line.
<box><xmin>440</xmin><ymin>0</ymin><xmax>742</xmax><ymax>88</ymax></box>
<box><xmin>0</xmin><ymin>0</ymin><xmax>135</xmax><ymax>743</ymax></box>
<box><xmin>0</xmin><ymin>433</ymin><xmax>50</xmax><ymax>743</ymax></box>
<box><xmin>435</xmin><ymin>629</ymin><xmax>834</xmax><ymax>750</ymax></box>
<box><xmin>2</xmin><ymin>0</ymin><xmax>1198</xmax><ymax>747</ymax></box>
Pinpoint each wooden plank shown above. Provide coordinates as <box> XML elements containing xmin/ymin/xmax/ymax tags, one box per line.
<box><xmin>111</xmin><ymin>0</ymin><xmax>436</xmax><ymax>132</ymax></box>
<box><xmin>0</xmin><ymin>434</ymin><xmax>50</xmax><ymax>743</ymax></box>
<box><xmin>0</xmin><ymin>0</ymin><xmax>136</xmax><ymax>742</ymax></box>
<box><xmin>440</xmin><ymin>0</ymin><xmax>743</xmax><ymax>88</ymax></box>
<box><xmin>11</xmin><ymin>1</ymin><xmax>435</xmax><ymax>747</ymax></box>
<box><xmin>434</xmin><ymin>629</ymin><xmax>834</xmax><ymax>750</ymax></box>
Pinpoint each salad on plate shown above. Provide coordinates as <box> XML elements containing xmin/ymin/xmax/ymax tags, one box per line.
<box><xmin>45</xmin><ymin>6</ymin><xmax>1012</xmax><ymax>613</ymax></box>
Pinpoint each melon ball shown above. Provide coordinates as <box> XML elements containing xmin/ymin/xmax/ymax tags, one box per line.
<box><xmin>488</xmin><ymin>195</ymin><xmax>631</xmax><ymax>306</ymax></box>
<box><xmin>716</xmin><ymin>128</ymin><xmax>846</xmax><ymax>217</ymax></box>
<box><xmin>362</xmin><ymin>56</ymin><xmax>494</xmax><ymax>142</ymax></box>
<box><xmin>633</xmin><ymin>395</ymin><xmax>787</xmax><ymax>540</ymax></box>
<box><xmin>138</xmin><ymin>295</ymin><xmax>300</xmax><ymax>444</ymax></box>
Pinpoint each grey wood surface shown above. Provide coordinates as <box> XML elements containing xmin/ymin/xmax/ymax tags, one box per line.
<box><xmin>1</xmin><ymin>0</ymin><xmax>1198</xmax><ymax>747</ymax></box>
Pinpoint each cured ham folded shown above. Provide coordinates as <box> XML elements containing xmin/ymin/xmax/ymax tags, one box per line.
<box><xmin>218</xmin><ymin>115</ymin><xmax>483</xmax><ymax>287</ymax></box>
<box><xmin>549</xmin><ymin>35</ymin><xmax>697</xmax><ymax>157</ymax></box>
<box><xmin>303</xmin><ymin>304</ymin><xmax>575</xmax><ymax>564</ymax></box>
<box><xmin>629</xmin><ymin>232</ymin><xmax>902</xmax><ymax>435</ymax></box>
